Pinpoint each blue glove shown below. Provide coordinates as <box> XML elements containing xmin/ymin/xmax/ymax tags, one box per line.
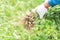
<box><xmin>48</xmin><ymin>0</ymin><xmax>60</xmax><ymax>7</ymax></box>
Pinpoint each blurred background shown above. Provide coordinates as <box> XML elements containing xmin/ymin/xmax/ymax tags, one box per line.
<box><xmin>0</xmin><ymin>0</ymin><xmax>60</xmax><ymax>40</ymax></box>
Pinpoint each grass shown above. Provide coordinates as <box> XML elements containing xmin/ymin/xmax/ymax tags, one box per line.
<box><xmin>0</xmin><ymin>0</ymin><xmax>60</xmax><ymax>40</ymax></box>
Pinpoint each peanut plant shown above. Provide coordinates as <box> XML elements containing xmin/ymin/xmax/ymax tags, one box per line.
<box><xmin>0</xmin><ymin>0</ymin><xmax>60</xmax><ymax>40</ymax></box>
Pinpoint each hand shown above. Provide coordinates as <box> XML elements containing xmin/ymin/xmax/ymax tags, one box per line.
<box><xmin>35</xmin><ymin>4</ymin><xmax>48</xmax><ymax>19</ymax></box>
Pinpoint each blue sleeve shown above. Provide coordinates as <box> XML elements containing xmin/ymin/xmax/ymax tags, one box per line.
<box><xmin>48</xmin><ymin>0</ymin><xmax>60</xmax><ymax>7</ymax></box>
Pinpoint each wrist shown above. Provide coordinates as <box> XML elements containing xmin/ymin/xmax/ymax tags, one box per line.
<box><xmin>44</xmin><ymin>2</ymin><xmax>50</xmax><ymax>9</ymax></box>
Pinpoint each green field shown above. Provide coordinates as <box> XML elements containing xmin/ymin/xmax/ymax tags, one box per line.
<box><xmin>0</xmin><ymin>0</ymin><xmax>60</xmax><ymax>40</ymax></box>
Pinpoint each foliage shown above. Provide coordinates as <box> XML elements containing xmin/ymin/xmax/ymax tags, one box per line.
<box><xmin>0</xmin><ymin>0</ymin><xmax>60</xmax><ymax>40</ymax></box>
